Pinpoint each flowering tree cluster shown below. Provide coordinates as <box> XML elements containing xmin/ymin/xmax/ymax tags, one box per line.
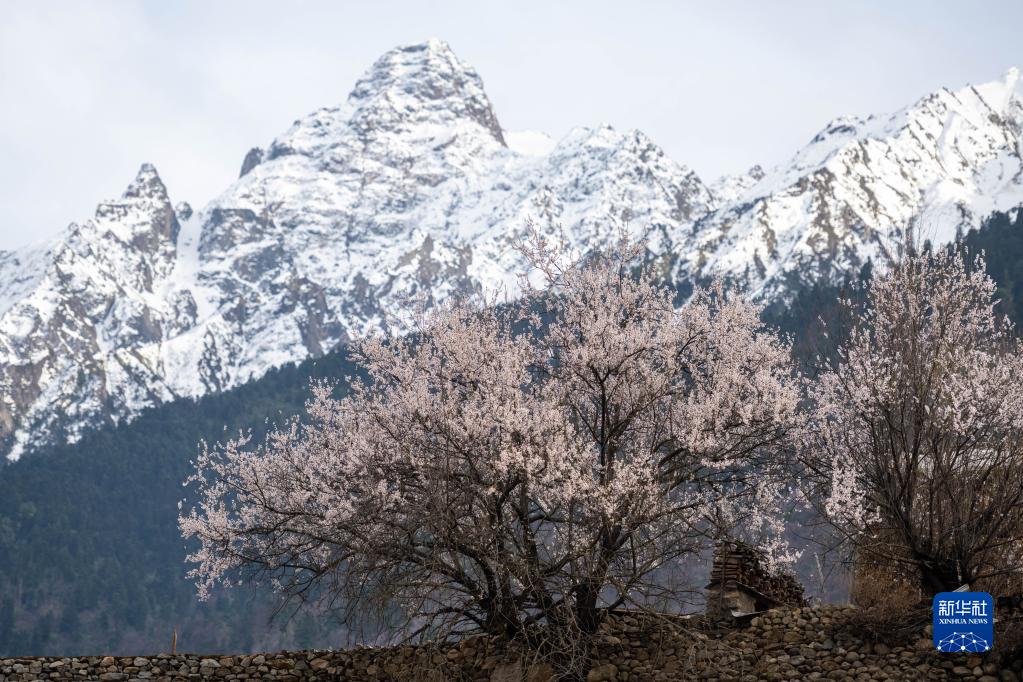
<box><xmin>180</xmin><ymin>234</ymin><xmax>801</xmax><ymax>651</ymax></box>
<box><xmin>802</xmin><ymin>250</ymin><xmax>1023</xmax><ymax>594</ymax></box>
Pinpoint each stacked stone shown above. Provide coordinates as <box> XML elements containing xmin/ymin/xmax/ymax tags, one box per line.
<box><xmin>0</xmin><ymin>641</ymin><xmax>546</xmax><ymax>682</ymax></box>
<box><xmin>728</xmin><ymin>606</ymin><xmax>1013</xmax><ymax>682</ymax></box>
<box><xmin>709</xmin><ymin>541</ymin><xmax>807</xmax><ymax>608</ymax></box>
<box><xmin>3</xmin><ymin>605</ymin><xmax>1022</xmax><ymax>681</ymax></box>
<box><xmin>0</xmin><ymin>654</ymin><xmax>342</xmax><ymax>682</ymax></box>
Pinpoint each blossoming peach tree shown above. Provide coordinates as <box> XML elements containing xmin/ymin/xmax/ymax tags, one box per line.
<box><xmin>802</xmin><ymin>250</ymin><xmax>1023</xmax><ymax>595</ymax></box>
<box><xmin>179</xmin><ymin>234</ymin><xmax>801</xmax><ymax>653</ymax></box>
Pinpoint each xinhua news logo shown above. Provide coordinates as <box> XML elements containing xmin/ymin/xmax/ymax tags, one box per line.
<box><xmin>933</xmin><ymin>592</ymin><xmax>994</xmax><ymax>653</ymax></box>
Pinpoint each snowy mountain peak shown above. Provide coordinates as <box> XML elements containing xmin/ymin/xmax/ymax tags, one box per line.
<box><xmin>123</xmin><ymin>163</ymin><xmax>168</xmax><ymax>201</ymax></box>
<box><xmin>976</xmin><ymin>66</ymin><xmax>1022</xmax><ymax>112</ymax></box>
<box><xmin>1002</xmin><ymin>65</ymin><xmax>1020</xmax><ymax>89</ymax></box>
<box><xmin>92</xmin><ymin>163</ymin><xmax>180</xmax><ymax>251</ymax></box>
<box><xmin>346</xmin><ymin>39</ymin><xmax>505</xmax><ymax>145</ymax></box>
<box><xmin>0</xmin><ymin>163</ymin><xmax>194</xmax><ymax>459</ymax></box>
<box><xmin>247</xmin><ymin>40</ymin><xmax>507</xmax><ymax>177</ymax></box>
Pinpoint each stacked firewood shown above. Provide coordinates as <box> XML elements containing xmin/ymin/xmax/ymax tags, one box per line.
<box><xmin>709</xmin><ymin>541</ymin><xmax>807</xmax><ymax>608</ymax></box>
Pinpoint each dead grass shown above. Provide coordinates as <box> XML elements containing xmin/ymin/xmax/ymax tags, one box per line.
<box><xmin>842</xmin><ymin>560</ymin><xmax>928</xmax><ymax>645</ymax></box>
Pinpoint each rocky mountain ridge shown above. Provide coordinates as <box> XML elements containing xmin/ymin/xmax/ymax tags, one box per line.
<box><xmin>2</xmin><ymin>39</ymin><xmax>1022</xmax><ymax>460</ymax></box>
<box><xmin>686</xmin><ymin>66</ymin><xmax>1023</xmax><ymax>297</ymax></box>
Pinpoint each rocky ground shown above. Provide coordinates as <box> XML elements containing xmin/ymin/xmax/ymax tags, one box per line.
<box><xmin>1</xmin><ymin>605</ymin><xmax>1019</xmax><ymax>681</ymax></box>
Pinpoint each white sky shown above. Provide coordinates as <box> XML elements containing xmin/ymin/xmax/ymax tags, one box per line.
<box><xmin>1</xmin><ymin>0</ymin><xmax>1021</xmax><ymax>250</ymax></box>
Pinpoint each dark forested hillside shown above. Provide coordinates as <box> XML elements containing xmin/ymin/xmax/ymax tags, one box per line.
<box><xmin>0</xmin><ymin>350</ymin><xmax>363</xmax><ymax>656</ymax></box>
<box><xmin>763</xmin><ymin>207</ymin><xmax>1023</xmax><ymax>365</ymax></box>
<box><xmin>1</xmin><ymin>206</ymin><xmax>1021</xmax><ymax>657</ymax></box>
<box><xmin>760</xmin><ymin>262</ymin><xmax>873</xmax><ymax>370</ymax></box>
<box><xmin>959</xmin><ymin>208</ymin><xmax>1023</xmax><ymax>325</ymax></box>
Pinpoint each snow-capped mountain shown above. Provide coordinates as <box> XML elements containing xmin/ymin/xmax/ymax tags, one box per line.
<box><xmin>0</xmin><ymin>40</ymin><xmax>711</xmax><ymax>460</ymax></box>
<box><xmin>2</xmin><ymin>40</ymin><xmax>1022</xmax><ymax>460</ymax></box>
<box><xmin>0</xmin><ymin>165</ymin><xmax>193</xmax><ymax>460</ymax></box>
<box><xmin>686</xmin><ymin>67</ymin><xmax>1023</xmax><ymax>296</ymax></box>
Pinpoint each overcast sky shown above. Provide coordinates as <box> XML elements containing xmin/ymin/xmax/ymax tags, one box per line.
<box><xmin>1</xmin><ymin>1</ymin><xmax>1021</xmax><ymax>250</ymax></box>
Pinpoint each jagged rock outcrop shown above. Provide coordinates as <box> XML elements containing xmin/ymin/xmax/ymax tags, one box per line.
<box><xmin>0</xmin><ymin>164</ymin><xmax>191</xmax><ymax>459</ymax></box>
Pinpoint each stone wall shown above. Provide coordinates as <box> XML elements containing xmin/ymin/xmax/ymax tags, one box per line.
<box><xmin>1</xmin><ymin>606</ymin><xmax>1020</xmax><ymax>681</ymax></box>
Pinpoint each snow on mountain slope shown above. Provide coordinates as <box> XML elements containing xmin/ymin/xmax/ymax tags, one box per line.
<box><xmin>0</xmin><ymin>39</ymin><xmax>711</xmax><ymax>460</ymax></box>
<box><xmin>0</xmin><ymin>165</ymin><xmax>191</xmax><ymax>459</ymax></box>
<box><xmin>188</xmin><ymin>40</ymin><xmax>711</xmax><ymax>397</ymax></box>
<box><xmin>1</xmin><ymin>40</ymin><xmax>1022</xmax><ymax>461</ymax></box>
<box><xmin>683</xmin><ymin>67</ymin><xmax>1023</xmax><ymax>297</ymax></box>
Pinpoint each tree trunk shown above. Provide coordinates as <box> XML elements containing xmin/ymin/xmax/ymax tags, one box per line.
<box><xmin>574</xmin><ymin>581</ymin><xmax>601</xmax><ymax>636</ymax></box>
<box><xmin>482</xmin><ymin>595</ymin><xmax>521</xmax><ymax>640</ymax></box>
<box><xmin>918</xmin><ymin>557</ymin><xmax>966</xmax><ymax>596</ymax></box>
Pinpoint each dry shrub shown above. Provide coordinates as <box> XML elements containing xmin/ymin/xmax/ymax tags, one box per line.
<box><xmin>843</xmin><ymin>560</ymin><xmax>928</xmax><ymax>644</ymax></box>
